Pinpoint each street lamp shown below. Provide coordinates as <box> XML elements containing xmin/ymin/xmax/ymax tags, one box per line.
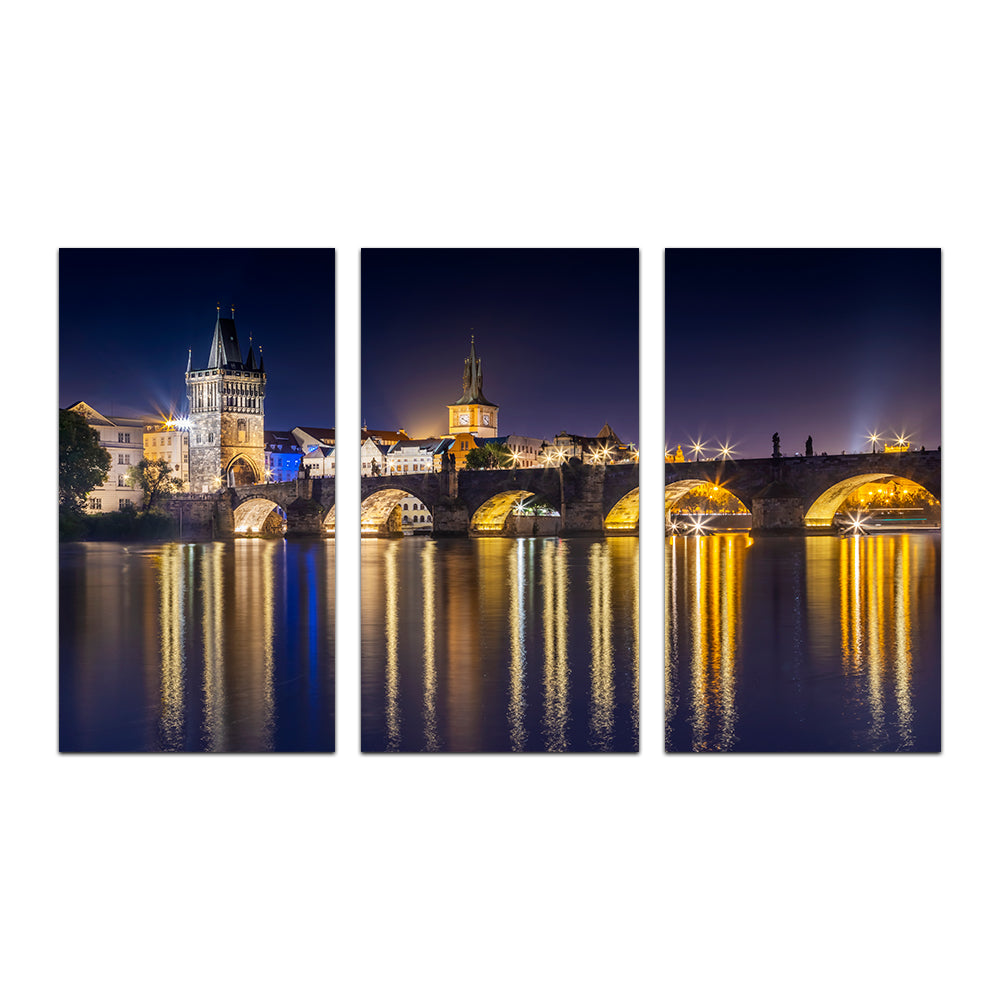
<box><xmin>868</xmin><ymin>430</ymin><xmax>881</xmax><ymax>454</ymax></box>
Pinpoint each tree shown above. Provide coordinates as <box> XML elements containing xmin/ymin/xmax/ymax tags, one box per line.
<box><xmin>59</xmin><ymin>409</ymin><xmax>111</xmax><ymax>510</ymax></box>
<box><xmin>464</xmin><ymin>442</ymin><xmax>515</xmax><ymax>470</ymax></box>
<box><xmin>126</xmin><ymin>458</ymin><xmax>183</xmax><ymax>513</ymax></box>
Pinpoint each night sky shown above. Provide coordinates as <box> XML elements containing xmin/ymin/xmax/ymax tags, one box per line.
<box><xmin>59</xmin><ymin>249</ymin><xmax>335</xmax><ymax>431</ymax></box>
<box><xmin>361</xmin><ymin>250</ymin><xmax>639</xmax><ymax>445</ymax></box>
<box><xmin>665</xmin><ymin>249</ymin><xmax>941</xmax><ymax>459</ymax></box>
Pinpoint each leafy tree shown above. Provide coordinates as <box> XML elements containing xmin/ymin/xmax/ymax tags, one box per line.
<box><xmin>464</xmin><ymin>442</ymin><xmax>515</xmax><ymax>470</ymax></box>
<box><xmin>59</xmin><ymin>409</ymin><xmax>111</xmax><ymax>510</ymax></box>
<box><xmin>126</xmin><ymin>458</ymin><xmax>183</xmax><ymax>513</ymax></box>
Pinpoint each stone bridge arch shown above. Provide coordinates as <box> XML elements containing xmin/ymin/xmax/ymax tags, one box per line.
<box><xmin>803</xmin><ymin>473</ymin><xmax>941</xmax><ymax>527</ymax></box>
<box><xmin>664</xmin><ymin>473</ymin><xmax>755</xmax><ymax>513</ymax></box>
<box><xmin>361</xmin><ymin>486</ymin><xmax>436</xmax><ymax>536</ymax></box>
<box><xmin>605</xmin><ymin>488</ymin><xmax>639</xmax><ymax>533</ymax></box>
<box><xmin>469</xmin><ymin>489</ymin><xmax>560</xmax><ymax>535</ymax></box>
<box><xmin>233</xmin><ymin>495</ymin><xmax>287</xmax><ymax>535</ymax></box>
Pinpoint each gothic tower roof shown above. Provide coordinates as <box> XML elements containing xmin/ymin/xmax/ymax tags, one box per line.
<box><xmin>207</xmin><ymin>315</ymin><xmax>244</xmax><ymax>368</ymax></box>
<box><xmin>454</xmin><ymin>334</ymin><xmax>497</xmax><ymax>406</ymax></box>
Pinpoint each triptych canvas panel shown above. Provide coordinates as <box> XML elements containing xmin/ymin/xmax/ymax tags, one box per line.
<box><xmin>57</xmin><ymin>248</ymin><xmax>941</xmax><ymax>753</ymax></box>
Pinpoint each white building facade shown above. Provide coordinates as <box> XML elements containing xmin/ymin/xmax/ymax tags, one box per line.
<box><xmin>68</xmin><ymin>401</ymin><xmax>146</xmax><ymax>512</ymax></box>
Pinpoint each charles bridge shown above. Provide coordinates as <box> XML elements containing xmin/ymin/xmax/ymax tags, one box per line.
<box><xmin>665</xmin><ymin>449</ymin><xmax>941</xmax><ymax>531</ymax></box>
<box><xmin>157</xmin><ymin>449</ymin><xmax>940</xmax><ymax>538</ymax></box>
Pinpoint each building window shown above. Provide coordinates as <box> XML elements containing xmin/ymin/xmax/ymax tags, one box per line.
<box><xmin>118</xmin><ymin>432</ymin><xmax>130</xmax><ymax>443</ymax></box>
<box><xmin>119</xmin><ymin>499</ymin><xmax>132</xmax><ymax>511</ymax></box>
<box><xmin>237</xmin><ymin>419</ymin><xmax>247</xmax><ymax>443</ymax></box>
<box><xmin>118</xmin><ymin>474</ymin><xmax>125</xmax><ymax>486</ymax></box>
<box><xmin>88</xmin><ymin>497</ymin><xmax>102</xmax><ymax>510</ymax></box>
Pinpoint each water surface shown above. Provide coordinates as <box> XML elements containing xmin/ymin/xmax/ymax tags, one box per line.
<box><xmin>665</xmin><ymin>533</ymin><xmax>940</xmax><ymax>752</ymax></box>
<box><xmin>361</xmin><ymin>537</ymin><xmax>639</xmax><ymax>752</ymax></box>
<box><xmin>60</xmin><ymin>539</ymin><xmax>335</xmax><ymax>752</ymax></box>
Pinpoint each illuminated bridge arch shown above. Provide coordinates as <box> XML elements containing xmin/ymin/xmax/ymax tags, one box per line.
<box><xmin>664</xmin><ymin>479</ymin><xmax>751</xmax><ymax>512</ymax></box>
<box><xmin>361</xmin><ymin>488</ymin><xmax>431</xmax><ymax>534</ymax></box>
<box><xmin>233</xmin><ymin>496</ymin><xmax>287</xmax><ymax>535</ymax></box>
<box><xmin>605</xmin><ymin>488</ymin><xmax>639</xmax><ymax>533</ymax></box>
<box><xmin>226</xmin><ymin>454</ymin><xmax>260</xmax><ymax>487</ymax></box>
<box><xmin>470</xmin><ymin>490</ymin><xmax>559</xmax><ymax>534</ymax></box>
<box><xmin>322</xmin><ymin>504</ymin><xmax>335</xmax><ymax>533</ymax></box>
<box><xmin>804</xmin><ymin>473</ymin><xmax>940</xmax><ymax>527</ymax></box>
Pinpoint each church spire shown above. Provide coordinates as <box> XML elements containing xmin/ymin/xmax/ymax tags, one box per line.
<box><xmin>454</xmin><ymin>331</ymin><xmax>496</xmax><ymax>406</ymax></box>
<box><xmin>186</xmin><ymin>347</ymin><xmax>192</xmax><ymax>373</ymax></box>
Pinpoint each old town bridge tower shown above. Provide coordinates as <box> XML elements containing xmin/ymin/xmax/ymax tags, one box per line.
<box><xmin>447</xmin><ymin>334</ymin><xmax>498</xmax><ymax>438</ymax></box>
<box><xmin>185</xmin><ymin>305</ymin><xmax>267</xmax><ymax>491</ymax></box>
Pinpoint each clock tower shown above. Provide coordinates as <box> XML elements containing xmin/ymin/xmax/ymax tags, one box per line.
<box><xmin>447</xmin><ymin>335</ymin><xmax>498</xmax><ymax>438</ymax></box>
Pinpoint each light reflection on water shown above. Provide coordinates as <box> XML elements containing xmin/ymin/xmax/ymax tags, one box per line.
<box><xmin>361</xmin><ymin>537</ymin><xmax>639</xmax><ymax>753</ymax></box>
<box><xmin>59</xmin><ymin>540</ymin><xmax>335</xmax><ymax>752</ymax></box>
<box><xmin>665</xmin><ymin>533</ymin><xmax>940</xmax><ymax>752</ymax></box>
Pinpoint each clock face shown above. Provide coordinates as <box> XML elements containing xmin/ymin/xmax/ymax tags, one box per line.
<box><xmin>482</xmin><ymin>413</ymin><xmax>490</xmax><ymax>425</ymax></box>
<box><xmin>458</xmin><ymin>413</ymin><xmax>469</xmax><ymax>425</ymax></box>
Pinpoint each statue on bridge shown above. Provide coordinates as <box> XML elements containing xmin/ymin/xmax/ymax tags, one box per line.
<box><xmin>772</xmin><ymin>432</ymin><xmax>781</xmax><ymax>459</ymax></box>
<box><xmin>805</xmin><ymin>435</ymin><xmax>813</xmax><ymax>457</ymax></box>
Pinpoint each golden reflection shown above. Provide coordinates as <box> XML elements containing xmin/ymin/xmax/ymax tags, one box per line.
<box><xmin>384</xmin><ymin>542</ymin><xmax>401</xmax><ymax>750</ymax></box>
<box><xmin>838</xmin><ymin>534</ymin><xmax>920</xmax><ymax>749</ymax></box>
<box><xmin>508</xmin><ymin>541</ymin><xmax>527</xmax><ymax>750</ymax></box>
<box><xmin>589</xmin><ymin>543</ymin><xmax>614</xmax><ymax>749</ymax></box>
<box><xmin>719</xmin><ymin>535</ymin><xmax>738</xmax><ymax>750</ymax></box>
<box><xmin>689</xmin><ymin>537</ymin><xmax>708</xmax><ymax>749</ymax></box>
<box><xmin>865</xmin><ymin>536</ymin><xmax>887</xmax><ymax>745</ymax></box>
<box><xmin>230</xmin><ymin>540</ymin><xmax>278</xmax><ymax>750</ymax></box>
<box><xmin>895</xmin><ymin>535</ymin><xmax>914</xmax><ymax>748</ymax></box>
<box><xmin>664</xmin><ymin>538</ymin><xmax>678</xmax><ymax>747</ymax></box>
<box><xmin>259</xmin><ymin>542</ymin><xmax>276</xmax><ymax>751</ymax></box>
<box><xmin>632</xmin><ymin>538</ymin><xmax>640</xmax><ymax>745</ymax></box>
<box><xmin>201</xmin><ymin>543</ymin><xmax>225</xmax><ymax>750</ymax></box>
<box><xmin>158</xmin><ymin>544</ymin><xmax>185</xmax><ymax>750</ymax></box>
<box><xmin>542</xmin><ymin>540</ymin><xmax>570</xmax><ymax>751</ymax></box>
<box><xmin>681</xmin><ymin>534</ymin><xmax>747</xmax><ymax>751</ymax></box>
<box><xmin>422</xmin><ymin>541</ymin><xmax>439</xmax><ymax>751</ymax></box>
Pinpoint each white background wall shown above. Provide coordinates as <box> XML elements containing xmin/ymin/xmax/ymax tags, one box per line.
<box><xmin>6</xmin><ymin>4</ymin><xmax>995</xmax><ymax>999</ymax></box>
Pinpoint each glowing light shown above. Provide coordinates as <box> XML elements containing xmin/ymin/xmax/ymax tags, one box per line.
<box><xmin>690</xmin><ymin>513</ymin><xmax>712</xmax><ymax>536</ymax></box>
<box><xmin>844</xmin><ymin>512</ymin><xmax>869</xmax><ymax>535</ymax></box>
<box><xmin>690</xmin><ymin>439</ymin><xmax>705</xmax><ymax>459</ymax></box>
<box><xmin>717</xmin><ymin>441</ymin><xmax>735</xmax><ymax>460</ymax></box>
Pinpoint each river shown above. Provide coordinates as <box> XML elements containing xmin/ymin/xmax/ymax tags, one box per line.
<box><xmin>665</xmin><ymin>533</ymin><xmax>941</xmax><ymax>752</ymax></box>
<box><xmin>361</xmin><ymin>536</ymin><xmax>640</xmax><ymax>752</ymax></box>
<box><xmin>59</xmin><ymin>539</ymin><xmax>336</xmax><ymax>752</ymax></box>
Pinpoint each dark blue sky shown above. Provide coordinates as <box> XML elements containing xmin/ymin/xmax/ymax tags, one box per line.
<box><xmin>665</xmin><ymin>249</ymin><xmax>941</xmax><ymax>459</ymax></box>
<box><xmin>361</xmin><ymin>249</ymin><xmax>639</xmax><ymax>444</ymax></box>
<box><xmin>59</xmin><ymin>249</ymin><xmax>335</xmax><ymax>430</ymax></box>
